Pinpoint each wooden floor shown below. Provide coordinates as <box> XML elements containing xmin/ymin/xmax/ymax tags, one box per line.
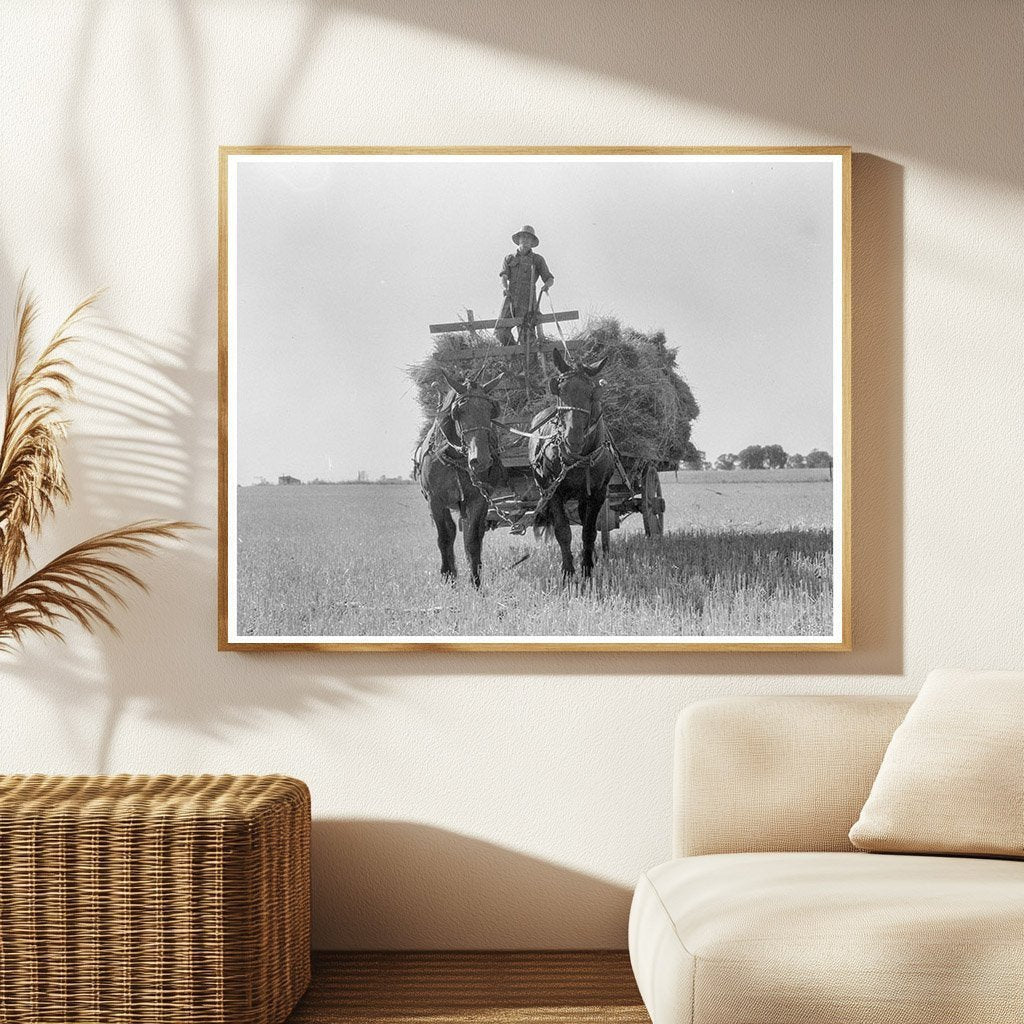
<box><xmin>287</xmin><ymin>951</ymin><xmax>649</xmax><ymax>1023</ymax></box>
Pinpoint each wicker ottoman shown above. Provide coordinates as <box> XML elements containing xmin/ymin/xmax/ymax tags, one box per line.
<box><xmin>0</xmin><ymin>774</ymin><xmax>310</xmax><ymax>1024</ymax></box>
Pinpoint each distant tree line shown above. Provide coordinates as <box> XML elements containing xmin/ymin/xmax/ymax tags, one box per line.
<box><xmin>708</xmin><ymin>445</ymin><xmax>833</xmax><ymax>471</ymax></box>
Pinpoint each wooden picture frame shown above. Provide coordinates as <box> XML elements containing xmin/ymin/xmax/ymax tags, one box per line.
<box><xmin>219</xmin><ymin>146</ymin><xmax>851</xmax><ymax>651</ymax></box>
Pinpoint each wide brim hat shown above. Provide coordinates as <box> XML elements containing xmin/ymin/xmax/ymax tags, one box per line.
<box><xmin>512</xmin><ymin>225</ymin><xmax>539</xmax><ymax>246</ymax></box>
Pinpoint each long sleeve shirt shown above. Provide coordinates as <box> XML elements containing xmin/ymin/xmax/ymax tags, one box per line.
<box><xmin>499</xmin><ymin>251</ymin><xmax>554</xmax><ymax>317</ymax></box>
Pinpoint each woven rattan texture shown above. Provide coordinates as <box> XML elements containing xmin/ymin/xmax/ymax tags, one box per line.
<box><xmin>0</xmin><ymin>774</ymin><xmax>311</xmax><ymax>1024</ymax></box>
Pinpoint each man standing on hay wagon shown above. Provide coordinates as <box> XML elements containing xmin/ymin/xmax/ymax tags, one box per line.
<box><xmin>496</xmin><ymin>224</ymin><xmax>554</xmax><ymax>345</ymax></box>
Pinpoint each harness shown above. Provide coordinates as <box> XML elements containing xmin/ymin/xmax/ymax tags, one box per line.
<box><xmin>529</xmin><ymin>387</ymin><xmax>616</xmax><ymax>521</ymax></box>
<box><xmin>531</xmin><ymin>438</ymin><xmax>614</xmax><ymax>523</ymax></box>
<box><xmin>418</xmin><ymin>396</ymin><xmax>525</xmax><ymax>531</ymax></box>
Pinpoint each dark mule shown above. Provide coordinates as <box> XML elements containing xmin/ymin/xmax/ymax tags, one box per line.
<box><xmin>529</xmin><ymin>348</ymin><xmax>613</xmax><ymax>579</ymax></box>
<box><xmin>414</xmin><ymin>371</ymin><xmax>504</xmax><ymax>587</ymax></box>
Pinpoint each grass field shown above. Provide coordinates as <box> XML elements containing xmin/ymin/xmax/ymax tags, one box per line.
<box><xmin>235</xmin><ymin>470</ymin><xmax>834</xmax><ymax>638</ymax></box>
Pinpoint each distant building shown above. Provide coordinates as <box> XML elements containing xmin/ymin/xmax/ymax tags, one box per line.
<box><xmin>278</xmin><ymin>475</ymin><xmax>301</xmax><ymax>485</ymax></box>
<box><xmin>357</xmin><ymin>470</ymin><xmax>368</xmax><ymax>482</ymax></box>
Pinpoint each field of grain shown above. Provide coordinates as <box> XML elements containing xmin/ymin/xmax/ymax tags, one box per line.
<box><xmin>235</xmin><ymin>470</ymin><xmax>834</xmax><ymax>638</ymax></box>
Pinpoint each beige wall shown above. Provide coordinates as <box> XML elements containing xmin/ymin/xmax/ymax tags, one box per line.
<box><xmin>1</xmin><ymin>1</ymin><xmax>1021</xmax><ymax>949</ymax></box>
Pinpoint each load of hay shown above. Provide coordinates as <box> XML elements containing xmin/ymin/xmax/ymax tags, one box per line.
<box><xmin>408</xmin><ymin>317</ymin><xmax>700</xmax><ymax>467</ymax></box>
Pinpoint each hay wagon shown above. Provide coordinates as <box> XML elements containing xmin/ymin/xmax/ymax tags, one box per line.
<box><xmin>427</xmin><ymin>306</ymin><xmax>670</xmax><ymax>549</ymax></box>
<box><xmin>494</xmin><ymin>404</ymin><xmax>669</xmax><ymax>548</ymax></box>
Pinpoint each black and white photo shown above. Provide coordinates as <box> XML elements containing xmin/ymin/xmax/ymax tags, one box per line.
<box><xmin>219</xmin><ymin>147</ymin><xmax>850</xmax><ymax>650</ymax></box>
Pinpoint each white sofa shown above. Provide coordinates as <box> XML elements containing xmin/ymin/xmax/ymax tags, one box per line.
<box><xmin>628</xmin><ymin>695</ymin><xmax>1024</xmax><ymax>1024</ymax></box>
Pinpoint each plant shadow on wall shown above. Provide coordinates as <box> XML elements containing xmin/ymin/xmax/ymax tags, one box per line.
<box><xmin>0</xmin><ymin>1</ymin><xmax>382</xmax><ymax>772</ymax></box>
<box><xmin>0</xmin><ymin>310</ymin><xmax>382</xmax><ymax>773</ymax></box>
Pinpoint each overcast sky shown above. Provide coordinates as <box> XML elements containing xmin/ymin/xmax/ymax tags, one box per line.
<box><xmin>234</xmin><ymin>154</ymin><xmax>838</xmax><ymax>483</ymax></box>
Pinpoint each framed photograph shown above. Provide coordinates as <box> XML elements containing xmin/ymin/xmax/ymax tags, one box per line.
<box><xmin>219</xmin><ymin>146</ymin><xmax>850</xmax><ymax>651</ymax></box>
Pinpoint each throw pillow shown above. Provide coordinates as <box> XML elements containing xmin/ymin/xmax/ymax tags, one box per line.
<box><xmin>849</xmin><ymin>668</ymin><xmax>1024</xmax><ymax>857</ymax></box>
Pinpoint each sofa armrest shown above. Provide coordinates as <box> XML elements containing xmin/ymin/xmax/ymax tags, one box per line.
<box><xmin>674</xmin><ymin>695</ymin><xmax>912</xmax><ymax>857</ymax></box>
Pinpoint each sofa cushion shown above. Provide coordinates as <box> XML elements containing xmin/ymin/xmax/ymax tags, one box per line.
<box><xmin>629</xmin><ymin>852</ymin><xmax>1024</xmax><ymax>1024</ymax></box>
<box><xmin>849</xmin><ymin>668</ymin><xmax>1024</xmax><ymax>857</ymax></box>
<box><xmin>675</xmin><ymin>696</ymin><xmax>912</xmax><ymax>857</ymax></box>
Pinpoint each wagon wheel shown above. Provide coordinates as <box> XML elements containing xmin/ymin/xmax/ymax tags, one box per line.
<box><xmin>599</xmin><ymin>497</ymin><xmax>613</xmax><ymax>555</ymax></box>
<box><xmin>641</xmin><ymin>464</ymin><xmax>665</xmax><ymax>537</ymax></box>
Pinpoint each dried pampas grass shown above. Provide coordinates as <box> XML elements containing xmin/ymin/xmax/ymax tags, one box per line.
<box><xmin>0</xmin><ymin>279</ymin><xmax>196</xmax><ymax>650</ymax></box>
